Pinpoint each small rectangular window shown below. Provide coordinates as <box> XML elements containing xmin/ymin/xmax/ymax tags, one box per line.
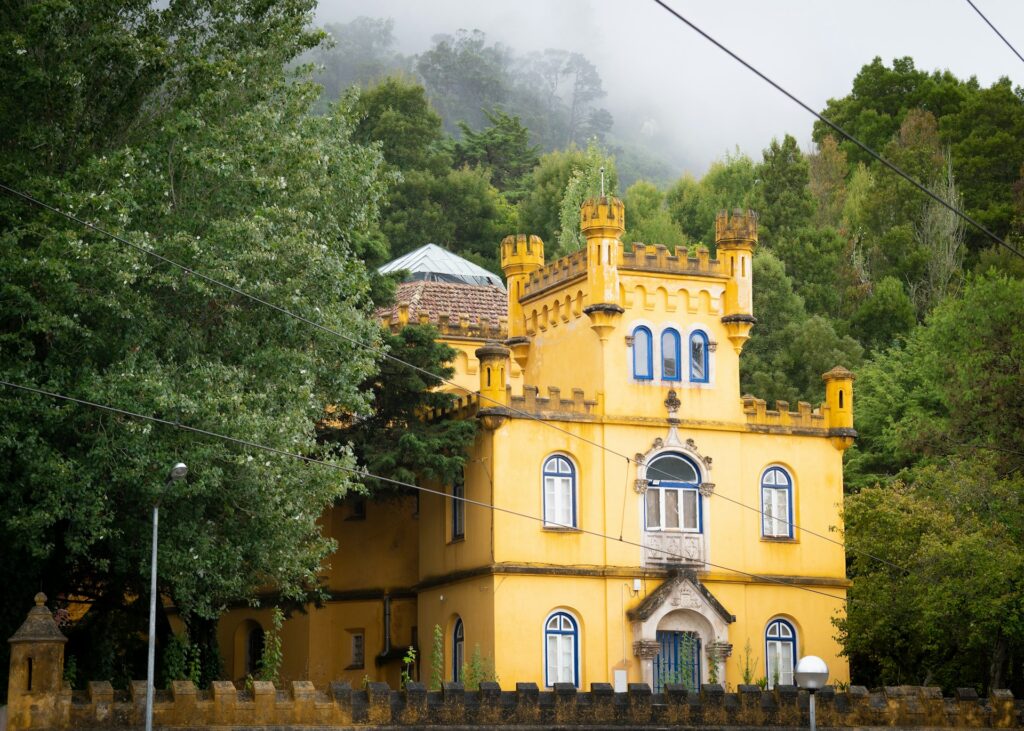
<box><xmin>451</xmin><ymin>477</ymin><xmax>465</xmax><ymax>541</ymax></box>
<box><xmin>347</xmin><ymin>629</ymin><xmax>365</xmax><ymax>669</ymax></box>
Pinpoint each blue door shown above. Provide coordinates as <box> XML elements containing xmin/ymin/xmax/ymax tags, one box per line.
<box><xmin>654</xmin><ymin>630</ymin><xmax>701</xmax><ymax>692</ymax></box>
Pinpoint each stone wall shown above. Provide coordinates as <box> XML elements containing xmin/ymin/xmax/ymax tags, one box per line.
<box><xmin>12</xmin><ymin>680</ymin><xmax>1022</xmax><ymax>729</ymax></box>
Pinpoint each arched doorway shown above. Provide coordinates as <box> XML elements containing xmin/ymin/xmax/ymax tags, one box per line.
<box><xmin>232</xmin><ymin>620</ymin><xmax>265</xmax><ymax>679</ymax></box>
<box><xmin>654</xmin><ymin>609</ymin><xmax>713</xmax><ymax>691</ymax></box>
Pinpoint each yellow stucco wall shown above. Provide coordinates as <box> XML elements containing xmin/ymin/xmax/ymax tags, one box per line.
<box><xmin>216</xmin><ymin>201</ymin><xmax>852</xmax><ymax>692</ymax></box>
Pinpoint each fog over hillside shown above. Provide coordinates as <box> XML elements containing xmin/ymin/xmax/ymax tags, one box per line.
<box><xmin>314</xmin><ymin>0</ymin><xmax>1024</xmax><ymax>178</ymax></box>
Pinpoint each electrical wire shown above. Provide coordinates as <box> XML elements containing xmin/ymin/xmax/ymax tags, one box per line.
<box><xmin>0</xmin><ymin>181</ymin><xmax>901</xmax><ymax>573</ymax></box>
<box><xmin>965</xmin><ymin>0</ymin><xmax>1024</xmax><ymax>66</ymax></box>
<box><xmin>649</xmin><ymin>0</ymin><xmax>1024</xmax><ymax>262</ymax></box>
<box><xmin>0</xmin><ymin>378</ymin><xmax>849</xmax><ymax>604</ymax></box>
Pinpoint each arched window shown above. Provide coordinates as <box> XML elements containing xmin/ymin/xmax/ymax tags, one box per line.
<box><xmin>765</xmin><ymin>619</ymin><xmax>797</xmax><ymax>688</ymax></box>
<box><xmin>543</xmin><ymin>455</ymin><xmax>577</xmax><ymax>528</ymax></box>
<box><xmin>644</xmin><ymin>453</ymin><xmax>701</xmax><ymax>532</ymax></box>
<box><xmin>452</xmin><ymin>618</ymin><xmax>464</xmax><ymax>683</ymax></box>
<box><xmin>451</xmin><ymin>473</ymin><xmax>465</xmax><ymax>541</ymax></box>
<box><xmin>761</xmin><ymin>467</ymin><xmax>793</xmax><ymax>538</ymax></box>
<box><xmin>661</xmin><ymin>328</ymin><xmax>681</xmax><ymax>381</ymax></box>
<box><xmin>544</xmin><ymin>611</ymin><xmax>579</xmax><ymax>687</ymax></box>
<box><xmin>632</xmin><ymin>326</ymin><xmax>653</xmax><ymax>380</ymax></box>
<box><xmin>689</xmin><ymin>330</ymin><xmax>709</xmax><ymax>383</ymax></box>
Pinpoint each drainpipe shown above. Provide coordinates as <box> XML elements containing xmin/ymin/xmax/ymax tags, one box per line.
<box><xmin>381</xmin><ymin>595</ymin><xmax>392</xmax><ymax>656</ymax></box>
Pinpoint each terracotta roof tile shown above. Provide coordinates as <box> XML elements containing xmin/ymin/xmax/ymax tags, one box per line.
<box><xmin>376</xmin><ymin>280</ymin><xmax>508</xmax><ymax>326</ymax></box>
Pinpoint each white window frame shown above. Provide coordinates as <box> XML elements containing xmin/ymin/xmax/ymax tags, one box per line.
<box><xmin>765</xmin><ymin>618</ymin><xmax>797</xmax><ymax>688</ymax></box>
<box><xmin>542</xmin><ymin>454</ymin><xmax>577</xmax><ymax>528</ymax></box>
<box><xmin>760</xmin><ymin>466</ymin><xmax>794</xmax><ymax>538</ymax></box>
<box><xmin>644</xmin><ymin>454</ymin><xmax>702</xmax><ymax>533</ymax></box>
<box><xmin>543</xmin><ymin>610</ymin><xmax>580</xmax><ymax>687</ymax></box>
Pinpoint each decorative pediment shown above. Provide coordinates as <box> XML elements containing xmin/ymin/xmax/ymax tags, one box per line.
<box><xmin>627</xmin><ymin>570</ymin><xmax>734</xmax><ymax>626</ymax></box>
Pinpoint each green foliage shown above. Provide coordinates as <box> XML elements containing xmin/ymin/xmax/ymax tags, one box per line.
<box><xmin>160</xmin><ymin>633</ymin><xmax>201</xmax><ymax>688</ymax></box>
<box><xmin>666</xmin><ymin>150</ymin><xmax>757</xmax><ymax>246</ymax></box>
<box><xmin>848</xmin><ymin>276</ymin><xmax>917</xmax><ymax>353</ymax></box>
<box><xmin>460</xmin><ymin>644</ymin><xmax>498</xmax><ymax>691</ymax></box>
<box><xmin>754</xmin><ymin>134</ymin><xmax>814</xmax><ymax>243</ymax></box>
<box><xmin>741</xmin><ymin>251</ymin><xmax>862</xmax><ymax>405</ymax></box>
<box><xmin>517</xmin><ymin>147</ymin><xmax>589</xmax><ymax>245</ymax></box>
<box><xmin>454</xmin><ymin>110</ymin><xmax>540</xmax><ymax>203</ymax></box>
<box><xmin>310</xmin><ymin>18</ymin><xmax>405</xmax><ymax>104</ymax></box>
<box><xmin>841</xmin><ymin>274</ymin><xmax>1024</xmax><ymax>689</ymax></box>
<box><xmin>556</xmin><ymin>142</ymin><xmax>619</xmax><ymax>256</ymax></box>
<box><xmin>401</xmin><ymin>645</ymin><xmax>417</xmax><ymax>688</ymax></box>
<box><xmin>771</xmin><ymin>226</ymin><xmax>846</xmax><ymax>318</ymax></box>
<box><xmin>321</xmin><ymin>325</ymin><xmax>477</xmax><ymax>489</ymax></box>
<box><xmin>430</xmin><ymin>624</ymin><xmax>444</xmax><ymax>691</ymax></box>
<box><xmin>623</xmin><ymin>181</ymin><xmax>686</xmax><ymax>247</ymax></box>
<box><xmin>740</xmin><ymin>639</ymin><xmax>755</xmax><ymax>686</ymax></box>
<box><xmin>0</xmin><ymin>0</ymin><xmax>387</xmax><ymax>690</ymax></box>
<box><xmin>257</xmin><ymin>608</ymin><xmax>284</xmax><ymax>684</ymax></box>
<box><xmin>353</xmin><ymin>75</ymin><xmax>447</xmax><ymax>173</ymax></box>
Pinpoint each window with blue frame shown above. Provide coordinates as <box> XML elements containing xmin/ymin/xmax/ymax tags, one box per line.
<box><xmin>644</xmin><ymin>453</ymin><xmax>702</xmax><ymax>532</ymax></box>
<box><xmin>452</xmin><ymin>618</ymin><xmax>464</xmax><ymax>682</ymax></box>
<box><xmin>765</xmin><ymin>619</ymin><xmax>796</xmax><ymax>688</ymax></box>
<box><xmin>632</xmin><ymin>326</ymin><xmax>653</xmax><ymax>380</ymax></box>
<box><xmin>661</xmin><ymin>328</ymin><xmax>681</xmax><ymax>381</ymax></box>
<box><xmin>689</xmin><ymin>330</ymin><xmax>709</xmax><ymax>383</ymax></box>
<box><xmin>760</xmin><ymin>467</ymin><xmax>793</xmax><ymax>538</ymax></box>
<box><xmin>543</xmin><ymin>455</ymin><xmax>577</xmax><ymax>528</ymax></box>
<box><xmin>544</xmin><ymin>611</ymin><xmax>579</xmax><ymax>687</ymax></box>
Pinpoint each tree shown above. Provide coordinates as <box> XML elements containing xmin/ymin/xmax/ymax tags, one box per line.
<box><xmin>320</xmin><ymin>326</ymin><xmax>477</xmax><ymax>488</ymax></box>
<box><xmin>772</xmin><ymin>226</ymin><xmax>846</xmax><ymax>318</ymax></box>
<box><xmin>840</xmin><ymin>273</ymin><xmax>1024</xmax><ymax>691</ymax></box>
<box><xmin>754</xmin><ymin>134</ymin><xmax>814</xmax><ymax>243</ymax></box>
<box><xmin>666</xmin><ymin>150</ymin><xmax>758</xmax><ymax>246</ymax></box>
<box><xmin>453</xmin><ymin>109</ymin><xmax>540</xmax><ymax>203</ymax></box>
<box><xmin>415</xmin><ymin>30</ymin><xmax>512</xmax><ymax>134</ymax></box>
<box><xmin>0</xmin><ymin>0</ymin><xmax>387</xmax><ymax>690</ymax></box>
<box><xmin>353</xmin><ymin>75</ymin><xmax>448</xmax><ymax>173</ymax></box>
<box><xmin>848</xmin><ymin>276</ymin><xmax>916</xmax><ymax>353</ymax></box>
<box><xmin>808</xmin><ymin>135</ymin><xmax>848</xmax><ymax>228</ymax></box>
<box><xmin>623</xmin><ymin>181</ymin><xmax>685</xmax><ymax>247</ymax></box>
<box><xmin>517</xmin><ymin>147</ymin><xmax>589</xmax><ymax>246</ymax></box>
<box><xmin>309</xmin><ymin>17</ymin><xmax>405</xmax><ymax>107</ymax></box>
<box><xmin>556</xmin><ymin>142</ymin><xmax>619</xmax><ymax>256</ymax></box>
<box><xmin>740</xmin><ymin>251</ymin><xmax>862</xmax><ymax>405</ymax></box>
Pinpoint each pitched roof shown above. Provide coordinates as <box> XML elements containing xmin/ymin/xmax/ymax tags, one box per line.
<box><xmin>378</xmin><ymin>243</ymin><xmax>505</xmax><ymax>290</ymax></box>
<box><xmin>377</xmin><ymin>279</ymin><xmax>507</xmax><ymax>327</ymax></box>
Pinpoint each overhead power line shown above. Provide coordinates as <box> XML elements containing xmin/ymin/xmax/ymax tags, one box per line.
<box><xmin>0</xmin><ymin>379</ymin><xmax>849</xmax><ymax>604</ymax></box>
<box><xmin>965</xmin><ymin>0</ymin><xmax>1024</xmax><ymax>66</ymax></box>
<box><xmin>649</xmin><ymin>0</ymin><xmax>1024</xmax><ymax>262</ymax></box>
<box><xmin>0</xmin><ymin>181</ymin><xmax>902</xmax><ymax>574</ymax></box>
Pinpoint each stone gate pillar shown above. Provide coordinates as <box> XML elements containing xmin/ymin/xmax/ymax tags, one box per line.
<box><xmin>7</xmin><ymin>593</ymin><xmax>68</xmax><ymax>731</ymax></box>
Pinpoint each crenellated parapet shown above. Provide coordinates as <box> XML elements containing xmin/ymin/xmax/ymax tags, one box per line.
<box><xmin>8</xmin><ymin>679</ymin><xmax>1020</xmax><ymax>729</ymax></box>
<box><xmin>716</xmin><ymin>208</ymin><xmax>758</xmax><ymax>244</ymax></box>
<box><xmin>508</xmin><ymin>385</ymin><xmax>599</xmax><ymax>420</ymax></box>
<box><xmin>620</xmin><ymin>243</ymin><xmax>725</xmax><ymax>277</ymax></box>
<box><xmin>521</xmin><ymin>250</ymin><xmax>587</xmax><ymax>301</ymax></box>
<box><xmin>382</xmin><ymin>308</ymin><xmax>509</xmax><ymax>341</ymax></box>
<box><xmin>742</xmin><ymin>396</ymin><xmax>827</xmax><ymax>433</ymax></box>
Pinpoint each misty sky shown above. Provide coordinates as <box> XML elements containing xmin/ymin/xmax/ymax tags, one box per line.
<box><xmin>314</xmin><ymin>0</ymin><xmax>1024</xmax><ymax>176</ymax></box>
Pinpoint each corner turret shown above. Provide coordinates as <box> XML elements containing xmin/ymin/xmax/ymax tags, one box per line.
<box><xmin>7</xmin><ymin>593</ymin><xmax>68</xmax><ymax>731</ymax></box>
<box><xmin>822</xmin><ymin>366</ymin><xmax>856</xmax><ymax>450</ymax></box>
<box><xmin>476</xmin><ymin>342</ymin><xmax>510</xmax><ymax>430</ymax></box>
<box><xmin>581</xmin><ymin>196</ymin><xmax>625</xmax><ymax>341</ymax></box>
<box><xmin>717</xmin><ymin>208</ymin><xmax>757</xmax><ymax>354</ymax></box>
<box><xmin>501</xmin><ymin>235</ymin><xmax>544</xmax><ymax>368</ymax></box>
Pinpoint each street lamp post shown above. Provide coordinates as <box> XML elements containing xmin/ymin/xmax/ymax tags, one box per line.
<box><xmin>795</xmin><ymin>655</ymin><xmax>829</xmax><ymax>731</ymax></box>
<box><xmin>146</xmin><ymin>462</ymin><xmax>187</xmax><ymax>731</ymax></box>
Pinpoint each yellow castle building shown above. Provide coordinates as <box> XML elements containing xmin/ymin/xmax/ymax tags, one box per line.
<box><xmin>217</xmin><ymin>198</ymin><xmax>854</xmax><ymax>692</ymax></box>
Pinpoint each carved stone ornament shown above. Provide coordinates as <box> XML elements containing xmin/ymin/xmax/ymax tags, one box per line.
<box><xmin>698</xmin><ymin>482</ymin><xmax>716</xmax><ymax>498</ymax></box>
<box><xmin>702</xmin><ymin>455</ymin><xmax>713</xmax><ymax>468</ymax></box>
<box><xmin>671</xmin><ymin>586</ymin><xmax>703</xmax><ymax>610</ymax></box>
<box><xmin>685</xmin><ymin>438</ymin><xmax>697</xmax><ymax>450</ymax></box>
<box><xmin>634</xmin><ymin>453</ymin><xmax>645</xmax><ymax>466</ymax></box>
<box><xmin>708</xmin><ymin>340</ymin><xmax>719</xmax><ymax>353</ymax></box>
<box><xmin>625</xmin><ymin>335</ymin><xmax>635</xmax><ymax>346</ymax></box>
<box><xmin>664</xmin><ymin>389</ymin><xmax>681</xmax><ymax>413</ymax></box>
<box><xmin>634</xmin><ymin>478</ymin><xmax>650</xmax><ymax>495</ymax></box>
<box><xmin>633</xmin><ymin>640</ymin><xmax>661</xmax><ymax>659</ymax></box>
<box><xmin>651</xmin><ymin>437</ymin><xmax>664</xmax><ymax>450</ymax></box>
<box><xmin>707</xmin><ymin>641</ymin><xmax>734</xmax><ymax>660</ymax></box>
